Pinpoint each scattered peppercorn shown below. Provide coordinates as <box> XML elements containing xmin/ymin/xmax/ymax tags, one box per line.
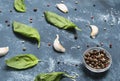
<box><xmin>96</xmin><ymin>44</ymin><xmax>100</xmax><ymax>47</ymax></box>
<box><xmin>10</xmin><ymin>10</ymin><xmax>12</xmax><ymax>12</ymax></box>
<box><xmin>30</xmin><ymin>18</ymin><xmax>33</xmax><ymax>20</ymax></box>
<box><xmin>100</xmin><ymin>42</ymin><xmax>103</xmax><ymax>46</ymax></box>
<box><xmin>57</xmin><ymin>61</ymin><xmax>60</xmax><ymax>64</ymax></box>
<box><xmin>5</xmin><ymin>20</ymin><xmax>9</xmax><ymax>23</ymax></box>
<box><xmin>48</xmin><ymin>43</ymin><xmax>51</xmax><ymax>46</ymax></box>
<box><xmin>33</xmin><ymin>8</ymin><xmax>37</xmax><ymax>12</ymax></box>
<box><xmin>74</xmin><ymin>34</ymin><xmax>78</xmax><ymax>40</ymax></box>
<box><xmin>29</xmin><ymin>18</ymin><xmax>33</xmax><ymax>23</ymax></box>
<box><xmin>110</xmin><ymin>22</ymin><xmax>114</xmax><ymax>26</ymax></box>
<box><xmin>109</xmin><ymin>43</ymin><xmax>112</xmax><ymax>48</ymax></box>
<box><xmin>75</xmin><ymin>64</ymin><xmax>79</xmax><ymax>67</ymax></box>
<box><xmin>7</xmin><ymin>24</ymin><xmax>10</xmax><ymax>27</ymax></box>
<box><xmin>29</xmin><ymin>21</ymin><xmax>32</xmax><ymax>23</ymax></box>
<box><xmin>104</xmin><ymin>19</ymin><xmax>107</xmax><ymax>22</ymax></box>
<box><xmin>47</xmin><ymin>4</ymin><xmax>50</xmax><ymax>7</ymax></box>
<box><xmin>74</xmin><ymin>8</ymin><xmax>77</xmax><ymax>11</ymax></box>
<box><xmin>75</xmin><ymin>1</ymin><xmax>79</xmax><ymax>4</ymax></box>
<box><xmin>22</xmin><ymin>47</ymin><xmax>26</xmax><ymax>51</ymax></box>
<box><xmin>87</xmin><ymin>45</ymin><xmax>90</xmax><ymax>48</ymax></box>
<box><xmin>104</xmin><ymin>28</ymin><xmax>107</xmax><ymax>30</ymax></box>
<box><xmin>91</xmin><ymin>16</ymin><xmax>94</xmax><ymax>19</ymax></box>
<box><xmin>93</xmin><ymin>4</ymin><xmax>96</xmax><ymax>7</ymax></box>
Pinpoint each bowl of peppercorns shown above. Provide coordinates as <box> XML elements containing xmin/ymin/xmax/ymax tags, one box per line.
<box><xmin>83</xmin><ymin>47</ymin><xmax>112</xmax><ymax>73</ymax></box>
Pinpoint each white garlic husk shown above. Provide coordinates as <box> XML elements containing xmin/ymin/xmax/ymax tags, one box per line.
<box><xmin>89</xmin><ymin>25</ymin><xmax>99</xmax><ymax>39</ymax></box>
<box><xmin>0</xmin><ymin>46</ymin><xmax>9</xmax><ymax>56</ymax></box>
<box><xmin>53</xmin><ymin>34</ymin><xmax>65</xmax><ymax>52</ymax></box>
<box><xmin>56</xmin><ymin>3</ymin><xmax>68</xmax><ymax>13</ymax></box>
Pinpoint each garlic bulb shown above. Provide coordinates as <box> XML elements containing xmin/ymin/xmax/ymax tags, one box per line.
<box><xmin>89</xmin><ymin>25</ymin><xmax>99</xmax><ymax>39</ymax></box>
<box><xmin>0</xmin><ymin>46</ymin><xmax>9</xmax><ymax>56</ymax></box>
<box><xmin>53</xmin><ymin>34</ymin><xmax>65</xmax><ymax>52</ymax></box>
<box><xmin>56</xmin><ymin>3</ymin><xmax>68</xmax><ymax>13</ymax></box>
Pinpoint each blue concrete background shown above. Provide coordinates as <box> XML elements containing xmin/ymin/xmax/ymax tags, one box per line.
<box><xmin>0</xmin><ymin>0</ymin><xmax>120</xmax><ymax>81</ymax></box>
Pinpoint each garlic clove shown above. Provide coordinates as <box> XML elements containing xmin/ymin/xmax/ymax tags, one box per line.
<box><xmin>89</xmin><ymin>25</ymin><xmax>99</xmax><ymax>39</ymax></box>
<box><xmin>56</xmin><ymin>3</ymin><xmax>68</xmax><ymax>13</ymax></box>
<box><xmin>0</xmin><ymin>46</ymin><xmax>9</xmax><ymax>56</ymax></box>
<box><xmin>53</xmin><ymin>34</ymin><xmax>65</xmax><ymax>52</ymax></box>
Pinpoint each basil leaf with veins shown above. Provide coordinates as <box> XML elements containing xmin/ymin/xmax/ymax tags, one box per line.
<box><xmin>44</xmin><ymin>11</ymin><xmax>81</xmax><ymax>31</ymax></box>
<box><xmin>6</xmin><ymin>54</ymin><xmax>40</xmax><ymax>69</ymax></box>
<box><xmin>34</xmin><ymin>72</ymin><xmax>76</xmax><ymax>81</ymax></box>
<box><xmin>14</xmin><ymin>0</ymin><xmax>26</xmax><ymax>12</ymax></box>
<box><xmin>13</xmin><ymin>21</ymin><xmax>40</xmax><ymax>48</ymax></box>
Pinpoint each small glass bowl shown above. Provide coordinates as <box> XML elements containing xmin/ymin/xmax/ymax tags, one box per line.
<box><xmin>83</xmin><ymin>47</ymin><xmax>112</xmax><ymax>73</ymax></box>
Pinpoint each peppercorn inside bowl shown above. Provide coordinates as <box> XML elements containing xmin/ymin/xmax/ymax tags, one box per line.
<box><xmin>83</xmin><ymin>47</ymin><xmax>112</xmax><ymax>73</ymax></box>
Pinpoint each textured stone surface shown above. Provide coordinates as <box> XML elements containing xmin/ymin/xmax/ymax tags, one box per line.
<box><xmin>0</xmin><ymin>0</ymin><xmax>120</xmax><ymax>81</ymax></box>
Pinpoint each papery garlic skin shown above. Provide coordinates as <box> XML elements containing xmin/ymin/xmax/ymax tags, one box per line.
<box><xmin>89</xmin><ymin>25</ymin><xmax>99</xmax><ymax>39</ymax></box>
<box><xmin>56</xmin><ymin>3</ymin><xmax>68</xmax><ymax>13</ymax></box>
<box><xmin>0</xmin><ymin>46</ymin><xmax>9</xmax><ymax>56</ymax></box>
<box><xmin>53</xmin><ymin>34</ymin><xmax>65</xmax><ymax>52</ymax></box>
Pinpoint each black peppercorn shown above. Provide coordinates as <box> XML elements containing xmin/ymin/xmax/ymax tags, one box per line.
<box><xmin>5</xmin><ymin>20</ymin><xmax>8</xmax><ymax>23</ymax></box>
<box><xmin>87</xmin><ymin>45</ymin><xmax>90</xmax><ymax>48</ymax></box>
<box><xmin>109</xmin><ymin>44</ymin><xmax>112</xmax><ymax>48</ymax></box>
<box><xmin>74</xmin><ymin>8</ymin><xmax>77</xmax><ymax>11</ymax></box>
<box><xmin>33</xmin><ymin>8</ymin><xmax>37</xmax><ymax>12</ymax></box>
<box><xmin>30</xmin><ymin>18</ymin><xmax>33</xmax><ymax>20</ymax></box>
<box><xmin>10</xmin><ymin>10</ymin><xmax>12</xmax><ymax>12</ymax></box>
<box><xmin>74</xmin><ymin>33</ymin><xmax>78</xmax><ymax>40</ymax></box>
<box><xmin>22</xmin><ymin>47</ymin><xmax>26</xmax><ymax>51</ymax></box>
<box><xmin>47</xmin><ymin>4</ymin><xmax>50</xmax><ymax>7</ymax></box>
<box><xmin>96</xmin><ymin>45</ymin><xmax>100</xmax><ymax>47</ymax></box>
<box><xmin>7</xmin><ymin>24</ymin><xmax>10</xmax><ymax>27</ymax></box>
<box><xmin>29</xmin><ymin>21</ymin><xmax>32</xmax><ymax>23</ymax></box>
<box><xmin>48</xmin><ymin>43</ymin><xmax>51</xmax><ymax>46</ymax></box>
<box><xmin>75</xmin><ymin>64</ymin><xmax>79</xmax><ymax>67</ymax></box>
<box><xmin>93</xmin><ymin>4</ymin><xmax>96</xmax><ymax>7</ymax></box>
<box><xmin>91</xmin><ymin>16</ymin><xmax>94</xmax><ymax>19</ymax></box>
<box><xmin>57</xmin><ymin>61</ymin><xmax>60</xmax><ymax>64</ymax></box>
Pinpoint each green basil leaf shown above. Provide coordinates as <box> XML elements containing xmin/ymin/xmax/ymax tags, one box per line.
<box><xmin>34</xmin><ymin>72</ymin><xmax>75</xmax><ymax>81</ymax></box>
<box><xmin>14</xmin><ymin>0</ymin><xmax>26</xmax><ymax>12</ymax></box>
<box><xmin>44</xmin><ymin>11</ymin><xmax>81</xmax><ymax>31</ymax></box>
<box><xmin>6</xmin><ymin>54</ymin><xmax>40</xmax><ymax>69</ymax></box>
<box><xmin>13</xmin><ymin>21</ymin><xmax>40</xmax><ymax>48</ymax></box>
